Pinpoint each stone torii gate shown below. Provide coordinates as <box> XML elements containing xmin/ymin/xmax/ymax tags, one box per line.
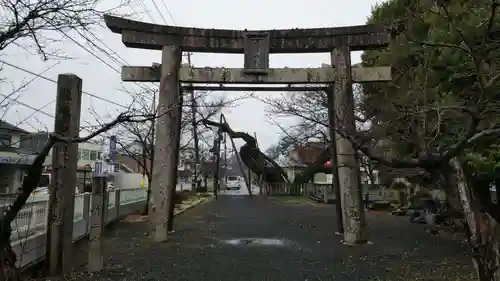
<box><xmin>104</xmin><ymin>15</ymin><xmax>391</xmax><ymax>245</ymax></box>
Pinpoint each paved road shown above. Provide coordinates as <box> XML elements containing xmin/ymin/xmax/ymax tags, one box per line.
<box><xmin>65</xmin><ymin>196</ymin><xmax>474</xmax><ymax>281</ymax></box>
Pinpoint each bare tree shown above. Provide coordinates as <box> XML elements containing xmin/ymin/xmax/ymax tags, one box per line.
<box><xmin>115</xmin><ymin>91</ymin><xmax>242</xmax><ymax>213</ymax></box>
<box><xmin>0</xmin><ymin>0</ymin><xmax>129</xmax><ymax>60</ymax></box>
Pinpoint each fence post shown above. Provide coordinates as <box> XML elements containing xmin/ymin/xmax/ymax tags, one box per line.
<box><xmin>46</xmin><ymin>74</ymin><xmax>83</xmax><ymax>276</ymax></box>
<box><xmin>28</xmin><ymin>204</ymin><xmax>37</xmax><ymax>232</ymax></box>
<box><xmin>82</xmin><ymin>193</ymin><xmax>91</xmax><ymax>232</ymax></box>
<box><xmin>88</xmin><ymin>176</ymin><xmax>106</xmax><ymax>272</ymax></box>
<box><xmin>115</xmin><ymin>189</ymin><xmax>121</xmax><ymax>217</ymax></box>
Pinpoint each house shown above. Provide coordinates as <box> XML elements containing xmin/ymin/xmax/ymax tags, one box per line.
<box><xmin>289</xmin><ymin>141</ymin><xmax>326</xmax><ymax>165</ymax></box>
<box><xmin>114</xmin><ymin>140</ymin><xmax>195</xmax><ymax>183</ymax></box>
<box><xmin>18</xmin><ymin>131</ymin><xmax>108</xmax><ymax>192</ymax></box>
<box><xmin>32</xmin><ymin>133</ymin><xmax>107</xmax><ymax>170</ymax></box>
<box><xmin>285</xmin><ymin>141</ymin><xmax>380</xmax><ymax>185</ymax></box>
<box><xmin>0</xmin><ymin>121</ymin><xmax>39</xmax><ymax>193</ymax></box>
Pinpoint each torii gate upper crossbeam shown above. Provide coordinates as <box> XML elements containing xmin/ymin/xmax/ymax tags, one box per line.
<box><xmin>104</xmin><ymin>15</ymin><xmax>389</xmax><ymax>53</ymax></box>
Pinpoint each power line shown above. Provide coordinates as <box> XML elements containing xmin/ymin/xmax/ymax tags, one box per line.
<box><xmin>139</xmin><ymin>0</ymin><xmax>156</xmax><ymax>23</ymax></box>
<box><xmin>159</xmin><ymin>0</ymin><xmax>176</xmax><ymax>24</ymax></box>
<box><xmin>0</xmin><ymin>61</ymin><xmax>64</xmax><ymax>119</ymax></box>
<box><xmin>151</xmin><ymin>0</ymin><xmax>168</xmax><ymax>24</ymax></box>
<box><xmin>0</xmin><ymin>61</ymin><xmax>60</xmax><ymax>106</ymax></box>
<box><xmin>0</xmin><ymin>92</ymin><xmax>55</xmax><ymax>118</ymax></box>
<box><xmin>0</xmin><ymin>60</ymin><xmax>129</xmax><ymax>109</ymax></box>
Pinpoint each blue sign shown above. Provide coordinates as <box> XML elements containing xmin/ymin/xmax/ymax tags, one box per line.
<box><xmin>109</xmin><ymin>135</ymin><xmax>117</xmax><ymax>166</ymax></box>
<box><xmin>93</xmin><ymin>161</ymin><xmax>103</xmax><ymax>176</ymax></box>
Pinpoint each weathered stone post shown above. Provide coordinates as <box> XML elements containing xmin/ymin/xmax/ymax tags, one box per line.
<box><xmin>82</xmin><ymin>193</ymin><xmax>91</xmax><ymax>232</ymax></box>
<box><xmin>150</xmin><ymin>45</ymin><xmax>182</xmax><ymax>242</ymax></box>
<box><xmin>88</xmin><ymin>176</ymin><xmax>107</xmax><ymax>272</ymax></box>
<box><xmin>331</xmin><ymin>47</ymin><xmax>367</xmax><ymax>245</ymax></box>
<box><xmin>46</xmin><ymin>74</ymin><xmax>82</xmax><ymax>276</ymax></box>
<box><xmin>327</xmin><ymin>87</ymin><xmax>344</xmax><ymax>235</ymax></box>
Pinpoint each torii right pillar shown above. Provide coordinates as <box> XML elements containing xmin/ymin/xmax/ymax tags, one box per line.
<box><xmin>331</xmin><ymin>46</ymin><xmax>366</xmax><ymax>245</ymax></box>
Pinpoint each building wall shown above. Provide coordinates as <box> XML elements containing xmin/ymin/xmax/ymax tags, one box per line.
<box><xmin>77</xmin><ymin>142</ymin><xmax>104</xmax><ymax>167</ymax></box>
<box><xmin>115</xmin><ymin>154</ymin><xmax>149</xmax><ymax>174</ymax></box>
<box><xmin>283</xmin><ymin>167</ymin><xmax>296</xmax><ymax>182</ymax></box>
<box><xmin>0</xmin><ymin>165</ymin><xmax>24</xmax><ymax>193</ymax></box>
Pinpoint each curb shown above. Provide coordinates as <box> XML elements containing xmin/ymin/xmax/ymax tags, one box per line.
<box><xmin>173</xmin><ymin>196</ymin><xmax>213</xmax><ymax>216</ymax></box>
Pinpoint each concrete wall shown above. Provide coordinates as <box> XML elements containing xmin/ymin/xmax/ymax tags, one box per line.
<box><xmin>0</xmin><ymin>165</ymin><xmax>24</xmax><ymax>193</ymax></box>
<box><xmin>114</xmin><ymin>173</ymin><xmax>145</xmax><ymax>189</ymax></box>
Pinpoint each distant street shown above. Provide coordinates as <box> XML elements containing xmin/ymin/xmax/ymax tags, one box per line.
<box><xmin>219</xmin><ymin>180</ymin><xmax>260</xmax><ymax>196</ymax></box>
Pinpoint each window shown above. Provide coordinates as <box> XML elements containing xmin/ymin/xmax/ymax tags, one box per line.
<box><xmin>97</xmin><ymin>152</ymin><xmax>102</xmax><ymax>160</ymax></box>
<box><xmin>90</xmin><ymin>150</ymin><xmax>98</xmax><ymax>161</ymax></box>
<box><xmin>0</xmin><ymin>134</ymin><xmax>11</xmax><ymax>147</ymax></box>
<box><xmin>79</xmin><ymin>149</ymin><xmax>90</xmax><ymax>160</ymax></box>
<box><xmin>19</xmin><ymin>135</ymin><xmax>30</xmax><ymax>149</ymax></box>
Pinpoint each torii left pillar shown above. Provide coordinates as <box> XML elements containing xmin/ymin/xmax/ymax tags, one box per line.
<box><xmin>150</xmin><ymin>45</ymin><xmax>182</xmax><ymax>242</ymax></box>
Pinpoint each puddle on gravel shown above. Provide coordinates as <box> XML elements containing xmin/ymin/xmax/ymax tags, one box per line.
<box><xmin>222</xmin><ymin>238</ymin><xmax>287</xmax><ymax>246</ymax></box>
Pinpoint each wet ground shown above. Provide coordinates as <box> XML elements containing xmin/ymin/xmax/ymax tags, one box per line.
<box><xmin>64</xmin><ymin>196</ymin><xmax>475</xmax><ymax>281</ymax></box>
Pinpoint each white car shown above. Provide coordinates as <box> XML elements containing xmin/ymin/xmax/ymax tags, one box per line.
<box><xmin>225</xmin><ymin>176</ymin><xmax>241</xmax><ymax>190</ymax></box>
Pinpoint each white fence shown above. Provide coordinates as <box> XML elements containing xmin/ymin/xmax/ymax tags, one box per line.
<box><xmin>0</xmin><ymin>188</ymin><xmax>147</xmax><ymax>268</ymax></box>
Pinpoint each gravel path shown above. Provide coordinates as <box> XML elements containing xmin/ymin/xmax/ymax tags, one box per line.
<box><xmin>64</xmin><ymin>196</ymin><xmax>475</xmax><ymax>281</ymax></box>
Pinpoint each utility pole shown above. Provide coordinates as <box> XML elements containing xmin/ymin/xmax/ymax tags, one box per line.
<box><xmin>187</xmin><ymin>53</ymin><xmax>200</xmax><ymax>192</ymax></box>
<box><xmin>213</xmin><ymin>115</ymin><xmax>223</xmax><ymax>198</ymax></box>
<box><xmin>223</xmin><ymin>129</ymin><xmax>227</xmax><ymax>187</ymax></box>
<box><xmin>144</xmin><ymin>90</ymin><xmax>156</xmax><ymax>214</ymax></box>
<box><xmin>254</xmin><ymin>132</ymin><xmax>263</xmax><ymax>195</ymax></box>
<box><xmin>189</xmin><ymin>90</ymin><xmax>200</xmax><ymax>191</ymax></box>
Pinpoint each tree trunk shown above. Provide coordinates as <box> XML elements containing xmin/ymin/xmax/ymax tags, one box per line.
<box><xmin>143</xmin><ymin>178</ymin><xmax>152</xmax><ymax>215</ymax></box>
<box><xmin>436</xmin><ymin>164</ymin><xmax>463</xmax><ymax>212</ymax></box>
<box><xmin>0</xmin><ymin>140</ymin><xmax>54</xmax><ymax>280</ymax></box>
<box><xmin>449</xmin><ymin>158</ymin><xmax>500</xmax><ymax>281</ymax></box>
<box><xmin>0</xmin><ymin>234</ymin><xmax>19</xmax><ymax>281</ymax></box>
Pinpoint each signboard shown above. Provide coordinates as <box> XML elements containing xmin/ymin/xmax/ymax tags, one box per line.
<box><xmin>109</xmin><ymin>136</ymin><xmax>117</xmax><ymax>165</ymax></box>
<box><xmin>0</xmin><ymin>152</ymin><xmax>36</xmax><ymax>165</ymax></box>
<box><xmin>243</xmin><ymin>32</ymin><xmax>270</xmax><ymax>74</ymax></box>
<box><xmin>93</xmin><ymin>161</ymin><xmax>105</xmax><ymax>177</ymax></box>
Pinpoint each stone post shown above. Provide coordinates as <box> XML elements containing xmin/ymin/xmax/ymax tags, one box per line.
<box><xmin>46</xmin><ymin>74</ymin><xmax>82</xmax><ymax>276</ymax></box>
<box><xmin>331</xmin><ymin>47</ymin><xmax>367</xmax><ymax>245</ymax></box>
<box><xmin>88</xmin><ymin>176</ymin><xmax>107</xmax><ymax>272</ymax></box>
<box><xmin>150</xmin><ymin>45</ymin><xmax>182</xmax><ymax>242</ymax></box>
<box><xmin>327</xmin><ymin>87</ymin><xmax>344</xmax><ymax>235</ymax></box>
<box><xmin>82</xmin><ymin>193</ymin><xmax>91</xmax><ymax>232</ymax></box>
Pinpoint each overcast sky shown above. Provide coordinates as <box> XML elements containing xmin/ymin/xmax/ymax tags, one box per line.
<box><xmin>0</xmin><ymin>0</ymin><xmax>385</xmax><ymax>151</ymax></box>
